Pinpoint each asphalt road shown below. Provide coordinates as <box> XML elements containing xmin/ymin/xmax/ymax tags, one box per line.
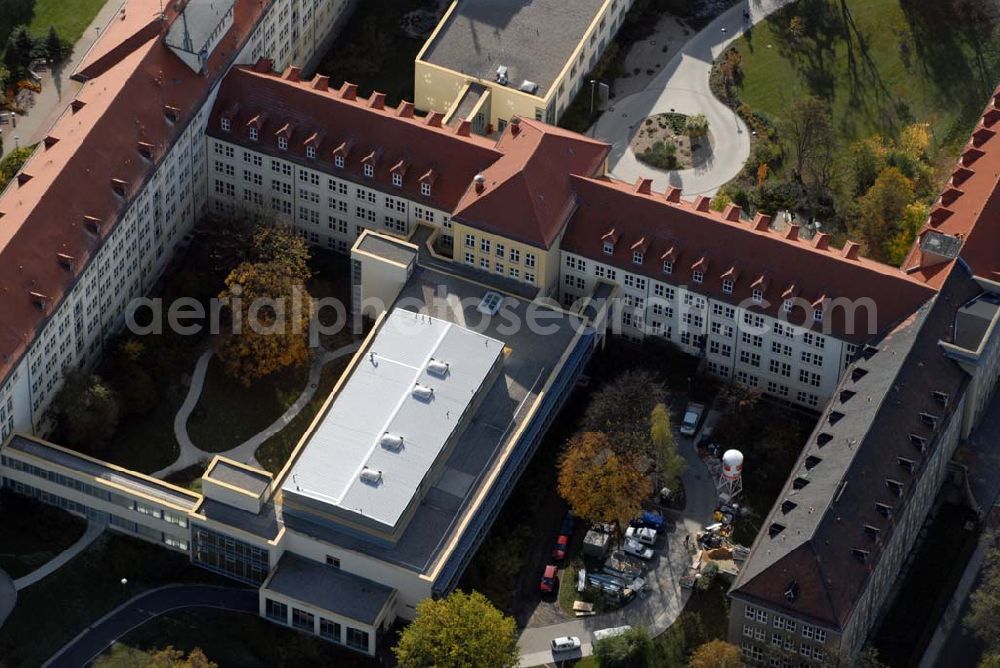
<box><xmin>44</xmin><ymin>584</ymin><xmax>257</xmax><ymax>668</ymax></box>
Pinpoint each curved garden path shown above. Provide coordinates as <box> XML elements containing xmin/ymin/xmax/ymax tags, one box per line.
<box><xmin>591</xmin><ymin>0</ymin><xmax>797</xmax><ymax>197</ymax></box>
<box><xmin>153</xmin><ymin>342</ymin><xmax>361</xmax><ymax>479</ymax></box>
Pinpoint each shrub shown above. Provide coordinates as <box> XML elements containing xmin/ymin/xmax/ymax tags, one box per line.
<box><xmin>698</xmin><ymin>562</ymin><xmax>720</xmax><ymax>591</ymax></box>
<box><xmin>639</xmin><ymin>140</ymin><xmax>678</xmax><ymax>170</ymax></box>
<box><xmin>685</xmin><ymin>113</ymin><xmax>709</xmax><ymax>138</ymax></box>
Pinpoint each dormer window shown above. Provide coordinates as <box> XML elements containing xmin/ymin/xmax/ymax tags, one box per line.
<box><xmin>886</xmin><ymin>479</ymin><xmax>904</xmax><ymax>497</ymax></box>
<box><xmin>420</xmin><ymin>182</ymin><xmax>431</xmax><ymax>197</ymax></box>
<box><xmin>783</xmin><ymin>298</ymin><xmax>793</xmax><ymax>312</ymax></box>
<box><xmin>392</xmin><ymin>173</ymin><xmax>402</xmax><ymax>187</ymax></box>
<box><xmin>875</xmin><ymin>502</ymin><xmax>893</xmax><ymax>518</ymax></box>
<box><xmin>278</xmin><ymin>136</ymin><xmax>288</xmax><ymax>150</ymax></box>
<box><xmin>898</xmin><ymin>457</ymin><xmax>916</xmax><ymax>473</ymax></box>
<box><xmin>909</xmin><ymin>433</ymin><xmax>927</xmax><ymax>451</ymax></box>
<box><xmin>813</xmin><ymin>308</ymin><xmax>824</xmax><ymax>322</ymax></box>
<box><xmin>603</xmin><ymin>241</ymin><xmax>614</xmax><ymax>255</ymax></box>
<box><xmin>306</xmin><ymin>146</ymin><xmax>316</xmax><ymax>159</ymax></box>
<box><xmin>249</xmin><ymin>127</ymin><xmax>259</xmax><ymax>141</ymax></box>
<box><xmin>364</xmin><ymin>164</ymin><xmax>374</xmax><ymax>178</ymax></box>
<box><xmin>221</xmin><ymin>117</ymin><xmax>231</xmax><ymax>132</ymax></box>
<box><xmin>931</xmin><ymin>391</ymin><xmax>949</xmax><ymax>407</ymax></box>
<box><xmin>334</xmin><ymin>155</ymin><xmax>345</xmax><ymax>169</ymax></box>
<box><xmin>662</xmin><ymin>260</ymin><xmax>673</xmax><ymax>275</ymax></box>
<box><xmin>692</xmin><ymin>270</ymin><xmax>704</xmax><ymax>284</ymax></box>
<box><xmin>632</xmin><ymin>251</ymin><xmax>643</xmax><ymax>265</ymax></box>
<box><xmin>852</xmin><ymin>548</ymin><xmax>869</xmax><ymax>563</ymax></box>
<box><xmin>722</xmin><ymin>279</ymin><xmax>733</xmax><ymax>294</ymax></box>
<box><xmin>752</xmin><ymin>288</ymin><xmax>763</xmax><ymax>303</ymax></box>
<box><xmin>920</xmin><ymin>412</ymin><xmax>939</xmax><ymax>429</ymax></box>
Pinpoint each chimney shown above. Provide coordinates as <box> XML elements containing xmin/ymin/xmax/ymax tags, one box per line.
<box><xmin>311</xmin><ymin>75</ymin><xmax>329</xmax><ymax>91</ymax></box>
<box><xmin>722</xmin><ymin>203</ymin><xmax>742</xmax><ymax>221</ymax></box>
<box><xmin>693</xmin><ymin>196</ymin><xmax>711</xmax><ymax>212</ymax></box>
<box><xmin>473</xmin><ymin>174</ymin><xmax>486</xmax><ymax>194</ymax></box>
<box><xmin>663</xmin><ymin>186</ymin><xmax>682</xmax><ymax>203</ymax></box>
<box><xmin>368</xmin><ymin>92</ymin><xmax>386</xmax><ymax>110</ymax></box>
<box><xmin>752</xmin><ymin>213</ymin><xmax>771</xmax><ymax>231</ymax></box>
<box><xmin>813</xmin><ymin>233</ymin><xmax>830</xmax><ymax>250</ymax></box>
<box><xmin>634</xmin><ymin>177</ymin><xmax>652</xmax><ymax>195</ymax></box>
<box><xmin>785</xmin><ymin>225</ymin><xmax>799</xmax><ymax>241</ymax></box>
<box><xmin>842</xmin><ymin>241</ymin><xmax>861</xmax><ymax>260</ymax></box>
<box><xmin>510</xmin><ymin>116</ymin><xmax>521</xmax><ymax>136</ymax></box>
<box><xmin>456</xmin><ymin>119</ymin><xmax>472</xmax><ymax>137</ymax></box>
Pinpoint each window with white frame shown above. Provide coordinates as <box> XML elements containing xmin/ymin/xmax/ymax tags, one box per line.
<box><xmin>752</xmin><ymin>288</ymin><xmax>763</xmax><ymax>303</ymax></box>
<box><xmin>722</xmin><ymin>279</ymin><xmax>734</xmax><ymax>294</ymax></box>
<box><xmin>334</xmin><ymin>155</ymin><xmax>344</xmax><ymax>168</ymax></box>
<box><xmin>662</xmin><ymin>260</ymin><xmax>673</xmax><ymax>274</ymax></box>
<box><xmin>633</xmin><ymin>251</ymin><xmax>643</xmax><ymax>264</ymax></box>
<box><xmin>249</xmin><ymin>127</ymin><xmax>258</xmax><ymax>141</ymax></box>
<box><xmin>392</xmin><ymin>173</ymin><xmax>402</xmax><ymax>187</ymax></box>
<box><xmin>603</xmin><ymin>241</ymin><xmax>614</xmax><ymax>255</ymax></box>
<box><xmin>221</xmin><ymin>117</ymin><xmax>231</xmax><ymax>132</ymax></box>
<box><xmin>464</xmin><ymin>234</ymin><xmax>475</xmax><ymax>248</ymax></box>
<box><xmin>525</xmin><ymin>253</ymin><xmax>536</xmax><ymax>268</ymax></box>
<box><xmin>363</xmin><ymin>164</ymin><xmax>374</xmax><ymax>178</ymax></box>
<box><xmin>421</xmin><ymin>182</ymin><xmax>432</xmax><ymax>196</ymax></box>
<box><xmin>306</xmin><ymin>145</ymin><xmax>316</xmax><ymax>159</ymax></box>
<box><xmin>278</xmin><ymin>136</ymin><xmax>288</xmax><ymax>150</ymax></box>
<box><xmin>783</xmin><ymin>298</ymin><xmax>793</xmax><ymax>312</ymax></box>
<box><xmin>692</xmin><ymin>270</ymin><xmax>704</xmax><ymax>284</ymax></box>
<box><xmin>813</xmin><ymin>308</ymin><xmax>824</xmax><ymax>322</ymax></box>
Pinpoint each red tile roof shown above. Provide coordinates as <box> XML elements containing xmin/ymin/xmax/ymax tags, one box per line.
<box><xmin>205</xmin><ymin>65</ymin><xmax>503</xmax><ymax>213</ymax></box>
<box><xmin>0</xmin><ymin>0</ymin><xmax>271</xmax><ymax>387</ymax></box>
<box><xmin>904</xmin><ymin>87</ymin><xmax>1000</xmax><ymax>287</ymax></box>
<box><xmin>562</xmin><ymin>176</ymin><xmax>936</xmax><ymax>342</ymax></box>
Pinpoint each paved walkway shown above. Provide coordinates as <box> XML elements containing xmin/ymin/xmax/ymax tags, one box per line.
<box><xmin>44</xmin><ymin>584</ymin><xmax>258</xmax><ymax>668</ymax></box>
<box><xmin>13</xmin><ymin>521</ymin><xmax>104</xmax><ymax>591</ymax></box>
<box><xmin>1</xmin><ymin>0</ymin><xmax>122</xmax><ymax>158</ymax></box>
<box><xmin>154</xmin><ymin>342</ymin><xmax>360</xmax><ymax>478</ymax></box>
<box><xmin>0</xmin><ymin>568</ymin><xmax>14</xmax><ymax>629</ymax></box>
<box><xmin>518</xmin><ymin>413</ymin><xmax>721</xmax><ymax>666</ymax></box>
<box><xmin>591</xmin><ymin>0</ymin><xmax>797</xmax><ymax>197</ymax></box>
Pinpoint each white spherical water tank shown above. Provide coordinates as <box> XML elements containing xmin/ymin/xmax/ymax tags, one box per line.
<box><xmin>721</xmin><ymin>449</ymin><xmax>744</xmax><ymax>480</ymax></box>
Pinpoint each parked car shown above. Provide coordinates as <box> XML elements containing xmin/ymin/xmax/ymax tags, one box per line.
<box><xmin>623</xmin><ymin>539</ymin><xmax>654</xmax><ymax>560</ymax></box>
<box><xmin>560</xmin><ymin>510</ymin><xmax>576</xmax><ymax>536</ymax></box>
<box><xmin>626</xmin><ymin>526</ymin><xmax>657</xmax><ymax>546</ymax></box>
<box><xmin>631</xmin><ymin>510</ymin><xmax>666</xmax><ymax>531</ymax></box>
<box><xmin>551</xmin><ymin>636</ymin><xmax>582</xmax><ymax>652</ymax></box>
<box><xmin>539</xmin><ymin>564</ymin><xmax>558</xmax><ymax>593</ymax></box>
<box><xmin>552</xmin><ymin>534</ymin><xmax>570</xmax><ymax>560</ymax></box>
<box><xmin>680</xmin><ymin>401</ymin><xmax>705</xmax><ymax>436</ymax></box>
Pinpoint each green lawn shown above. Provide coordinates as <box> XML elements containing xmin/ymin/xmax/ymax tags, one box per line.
<box><xmin>27</xmin><ymin>0</ymin><xmax>108</xmax><ymax>45</ymax></box>
<box><xmin>314</xmin><ymin>0</ymin><xmax>436</xmax><ymax>107</ymax></box>
<box><xmin>0</xmin><ymin>532</ymin><xmax>230</xmax><ymax>667</ymax></box>
<box><xmin>101</xmin><ymin>382</ymin><xmax>184</xmax><ymax>474</ymax></box>
<box><xmin>163</xmin><ymin>461</ymin><xmax>210</xmax><ymax>494</ymax></box>
<box><xmin>255</xmin><ymin>359</ymin><xmax>346</xmax><ymax>474</ymax></box>
<box><xmin>0</xmin><ymin>491</ymin><xmax>86</xmax><ymax>579</ymax></box>
<box><xmin>733</xmin><ymin>0</ymin><xmax>1000</xmax><ymax>162</ymax></box>
<box><xmin>94</xmin><ymin>608</ymin><xmax>375</xmax><ymax>668</ymax></box>
<box><xmin>187</xmin><ymin>356</ymin><xmax>309</xmax><ymax>453</ymax></box>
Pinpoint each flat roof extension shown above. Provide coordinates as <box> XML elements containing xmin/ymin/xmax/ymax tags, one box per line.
<box><xmin>205</xmin><ymin>458</ymin><xmax>271</xmax><ymax>498</ymax></box>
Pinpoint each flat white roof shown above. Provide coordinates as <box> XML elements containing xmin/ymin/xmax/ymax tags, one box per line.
<box><xmin>282</xmin><ymin>309</ymin><xmax>503</xmax><ymax>530</ymax></box>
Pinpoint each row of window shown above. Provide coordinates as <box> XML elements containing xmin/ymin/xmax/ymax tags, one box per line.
<box><xmin>264</xmin><ymin>598</ymin><xmax>370</xmax><ymax>651</ymax></box>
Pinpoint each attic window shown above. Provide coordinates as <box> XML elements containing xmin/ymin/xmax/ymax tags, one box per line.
<box><xmin>898</xmin><ymin>457</ymin><xmax>916</xmax><ymax>473</ymax></box>
<box><xmin>421</xmin><ymin>182</ymin><xmax>431</xmax><ymax>196</ymax></box>
<box><xmin>862</xmin><ymin>344</ymin><xmax>879</xmax><ymax>359</ymax></box>
<box><xmin>603</xmin><ymin>241</ymin><xmax>614</xmax><ymax>255</ymax></box>
<box><xmin>805</xmin><ymin>455</ymin><xmax>822</xmax><ymax>470</ymax></box>
<box><xmin>885</xmin><ymin>479</ymin><xmax>904</xmax><ymax>497</ymax></box>
<box><xmin>692</xmin><ymin>270</ymin><xmax>704</xmax><ymax>284</ymax></box>
<box><xmin>392</xmin><ymin>173</ymin><xmax>402</xmax><ymax>187</ymax></box>
<box><xmin>751</xmin><ymin>288</ymin><xmax>763</xmax><ymax>303</ymax></box>
<box><xmin>909</xmin><ymin>433</ymin><xmax>927</xmax><ymax>451</ymax></box>
<box><xmin>816</xmin><ymin>432</ymin><xmax>833</xmax><ymax>447</ymax></box>
<box><xmin>813</xmin><ymin>308</ymin><xmax>824</xmax><ymax>322</ymax></box>
<box><xmin>840</xmin><ymin>390</ymin><xmax>856</xmax><ymax>403</ymax></box>
<box><xmin>306</xmin><ymin>146</ymin><xmax>316</xmax><ymax>159</ymax></box>
<box><xmin>221</xmin><ymin>117</ymin><xmax>231</xmax><ymax>132</ymax></box>
<box><xmin>852</xmin><ymin>548</ymin><xmax>869</xmax><ymax>563</ymax></box>
<box><xmin>334</xmin><ymin>155</ymin><xmax>345</xmax><ymax>169</ymax></box>
<box><xmin>875</xmin><ymin>502</ymin><xmax>893</xmax><ymax>518</ymax></box>
<box><xmin>768</xmin><ymin>523</ymin><xmax>786</xmax><ymax>538</ymax></box>
<box><xmin>722</xmin><ymin>279</ymin><xmax>734</xmax><ymax>294</ymax></box>
<box><xmin>249</xmin><ymin>127</ymin><xmax>259</xmax><ymax>141</ymax></box>
<box><xmin>278</xmin><ymin>136</ymin><xmax>288</xmax><ymax>151</ymax></box>
<box><xmin>633</xmin><ymin>251</ymin><xmax>644</xmax><ymax>265</ymax></box>
<box><xmin>792</xmin><ymin>477</ymin><xmax>810</xmax><ymax>490</ymax></box>
<box><xmin>931</xmin><ymin>391</ymin><xmax>949</xmax><ymax>407</ymax></box>
<box><xmin>851</xmin><ymin>367</ymin><xmax>868</xmax><ymax>382</ymax></box>
<box><xmin>920</xmin><ymin>412</ymin><xmax>939</xmax><ymax>429</ymax></box>
<box><xmin>662</xmin><ymin>260</ymin><xmax>672</xmax><ymax>274</ymax></box>
<box><xmin>781</xmin><ymin>500</ymin><xmax>797</xmax><ymax>514</ymax></box>
<box><xmin>783</xmin><ymin>298</ymin><xmax>793</xmax><ymax>312</ymax></box>
<box><xmin>863</xmin><ymin>525</ymin><xmax>881</xmax><ymax>542</ymax></box>
<box><xmin>828</xmin><ymin>411</ymin><xmax>845</xmax><ymax>425</ymax></box>
<box><xmin>784</xmin><ymin>580</ymin><xmax>800</xmax><ymax>603</ymax></box>
<box><xmin>364</xmin><ymin>164</ymin><xmax>374</xmax><ymax>178</ymax></box>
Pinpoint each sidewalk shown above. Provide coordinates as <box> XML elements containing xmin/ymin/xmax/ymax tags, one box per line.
<box><xmin>1</xmin><ymin>0</ymin><xmax>122</xmax><ymax>158</ymax></box>
<box><xmin>13</xmin><ymin>521</ymin><xmax>103</xmax><ymax>591</ymax></box>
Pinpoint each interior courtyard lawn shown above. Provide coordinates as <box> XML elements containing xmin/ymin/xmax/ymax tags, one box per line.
<box><xmin>731</xmin><ymin>0</ymin><xmax>1000</xmax><ymax>163</ymax></box>
<box><xmin>94</xmin><ymin>608</ymin><xmax>375</xmax><ymax>668</ymax></box>
<box><xmin>27</xmin><ymin>0</ymin><xmax>109</xmax><ymax>45</ymax></box>
<box><xmin>0</xmin><ymin>491</ymin><xmax>86</xmax><ymax>579</ymax></box>
<box><xmin>186</xmin><ymin>356</ymin><xmax>310</xmax><ymax>453</ymax></box>
<box><xmin>101</xmin><ymin>382</ymin><xmax>184</xmax><ymax>474</ymax></box>
<box><xmin>0</xmin><ymin>532</ymin><xmax>231</xmax><ymax>668</ymax></box>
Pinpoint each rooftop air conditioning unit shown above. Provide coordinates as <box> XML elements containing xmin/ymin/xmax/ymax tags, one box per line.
<box><xmin>380</xmin><ymin>433</ymin><xmax>404</xmax><ymax>452</ymax></box>
<box><xmin>496</xmin><ymin>65</ymin><xmax>509</xmax><ymax>86</ymax></box>
<box><xmin>426</xmin><ymin>359</ymin><xmax>450</xmax><ymax>378</ymax></box>
<box><xmin>359</xmin><ymin>468</ymin><xmax>382</xmax><ymax>485</ymax></box>
<box><xmin>519</xmin><ymin>80</ymin><xmax>539</xmax><ymax>94</ymax></box>
<box><xmin>412</xmin><ymin>384</ymin><xmax>435</xmax><ymax>401</ymax></box>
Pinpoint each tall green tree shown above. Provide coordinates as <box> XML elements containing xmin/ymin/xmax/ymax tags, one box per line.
<box><xmin>0</xmin><ymin>145</ymin><xmax>34</xmax><ymax>189</ymax></box>
<box><xmin>651</xmin><ymin>403</ymin><xmax>686</xmax><ymax>486</ymax></box>
<box><xmin>966</xmin><ymin>533</ymin><xmax>1000</xmax><ymax>655</ymax></box>
<box><xmin>855</xmin><ymin>167</ymin><xmax>914</xmax><ymax>262</ymax></box>
<box><xmin>782</xmin><ymin>96</ymin><xmax>834</xmax><ymax>183</ymax></box>
<box><xmin>688</xmin><ymin>639</ymin><xmax>743</xmax><ymax>668</ymax></box>
<box><xmin>594</xmin><ymin>626</ymin><xmax>654</xmax><ymax>667</ymax></box>
<box><xmin>393</xmin><ymin>591</ymin><xmax>519</xmax><ymax>668</ymax></box>
<box><xmin>51</xmin><ymin>369</ymin><xmax>121</xmax><ymax>450</ymax></box>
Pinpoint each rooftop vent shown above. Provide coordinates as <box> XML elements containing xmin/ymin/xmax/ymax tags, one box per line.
<box><xmin>426</xmin><ymin>359</ymin><xmax>449</xmax><ymax>378</ymax></box>
<box><xmin>380</xmin><ymin>433</ymin><xmax>404</xmax><ymax>452</ymax></box>
<box><xmin>412</xmin><ymin>384</ymin><xmax>435</xmax><ymax>401</ymax></box>
<box><xmin>768</xmin><ymin>523</ymin><xmax>786</xmax><ymax>538</ymax></box>
<box><xmin>781</xmin><ymin>499</ymin><xmax>797</xmax><ymax>514</ymax></box>
<box><xmin>518</xmin><ymin>80</ymin><xmax>539</xmax><ymax>94</ymax></box>
<box><xmin>784</xmin><ymin>580</ymin><xmax>800</xmax><ymax>602</ymax></box>
<box><xmin>359</xmin><ymin>468</ymin><xmax>382</xmax><ymax>485</ymax></box>
<box><xmin>495</xmin><ymin>65</ymin><xmax>509</xmax><ymax>86</ymax></box>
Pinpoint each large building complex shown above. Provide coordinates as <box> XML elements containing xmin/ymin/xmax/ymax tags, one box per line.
<box><xmin>414</xmin><ymin>0</ymin><xmax>633</xmax><ymax>132</ymax></box>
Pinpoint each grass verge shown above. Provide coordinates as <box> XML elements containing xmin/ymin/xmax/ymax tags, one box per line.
<box><xmin>28</xmin><ymin>0</ymin><xmax>108</xmax><ymax>44</ymax></box>
<box><xmin>0</xmin><ymin>490</ymin><xmax>86</xmax><ymax>579</ymax></box>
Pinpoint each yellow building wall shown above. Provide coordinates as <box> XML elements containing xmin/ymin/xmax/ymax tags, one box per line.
<box><xmin>450</xmin><ymin>221</ymin><xmax>561</xmax><ymax>296</ymax></box>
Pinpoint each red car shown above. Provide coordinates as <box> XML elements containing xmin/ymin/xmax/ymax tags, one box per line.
<box><xmin>552</xmin><ymin>534</ymin><xmax>570</xmax><ymax>561</ymax></box>
<box><xmin>539</xmin><ymin>564</ymin><xmax>558</xmax><ymax>593</ymax></box>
